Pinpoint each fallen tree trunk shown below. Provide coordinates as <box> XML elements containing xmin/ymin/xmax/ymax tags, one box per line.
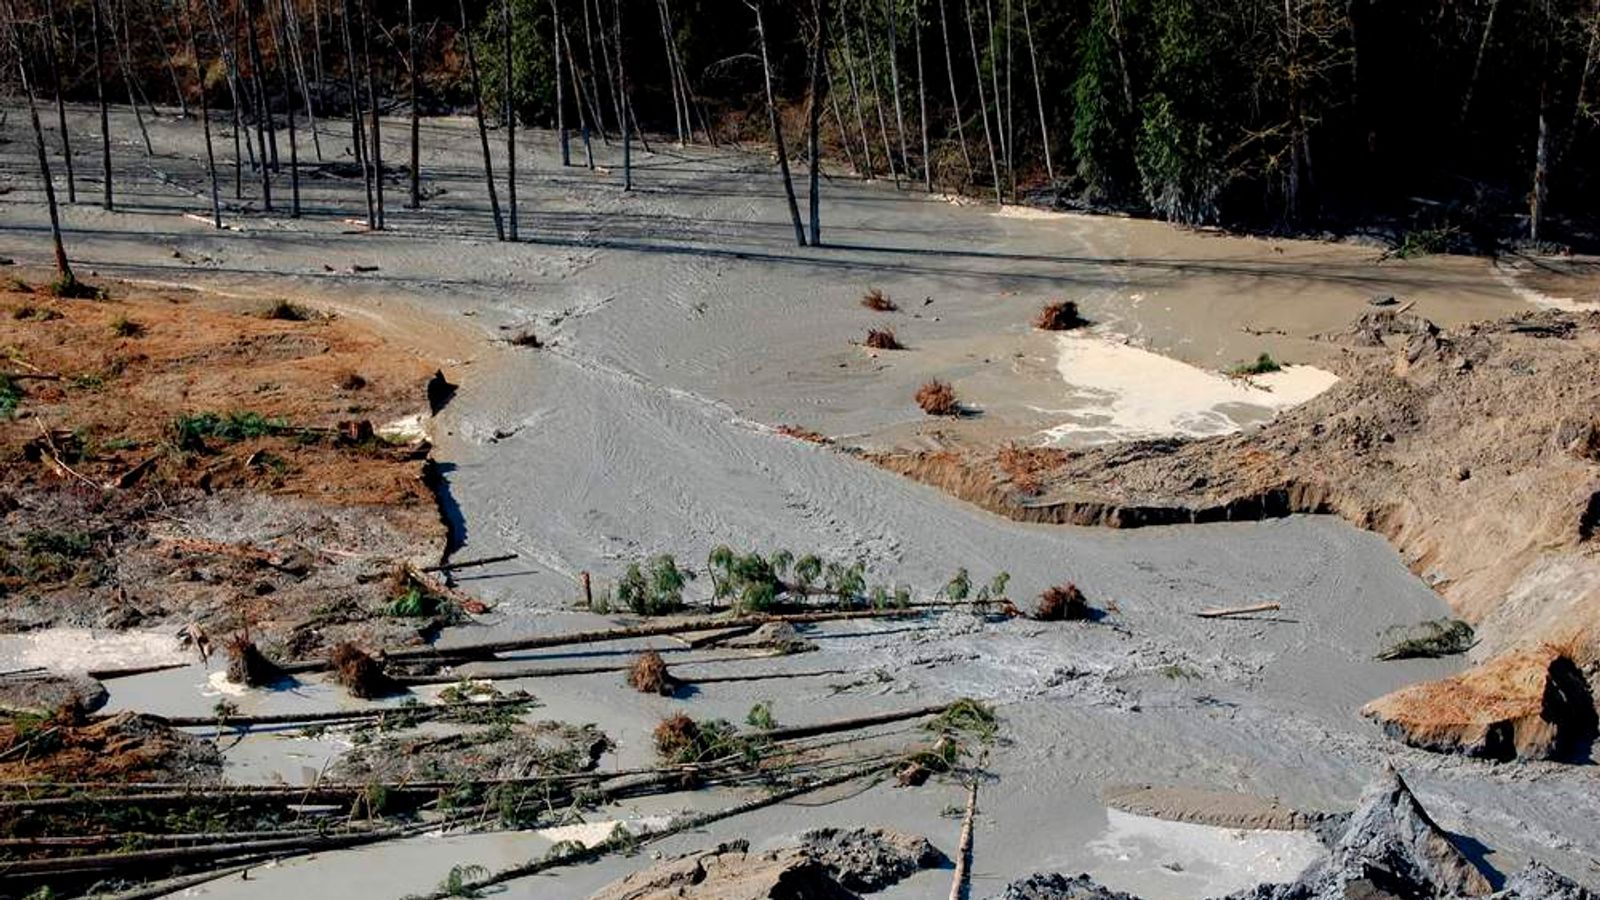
<box><xmin>1195</xmin><ymin>602</ymin><xmax>1282</xmax><ymax>619</ymax></box>
<box><xmin>949</xmin><ymin>774</ymin><xmax>979</xmax><ymax>900</ymax></box>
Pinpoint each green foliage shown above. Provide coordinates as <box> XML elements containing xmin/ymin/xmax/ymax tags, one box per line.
<box><xmin>45</xmin><ymin>276</ymin><xmax>105</xmax><ymax>300</ymax></box>
<box><xmin>708</xmin><ymin>545</ymin><xmax>786</xmax><ymax>613</ymax></box>
<box><xmin>475</xmin><ymin>0</ymin><xmax>558</xmax><ymax>126</ymax></box>
<box><xmin>1391</xmin><ymin>226</ymin><xmax>1462</xmax><ymax>259</ymax></box>
<box><xmin>0</xmin><ymin>374</ymin><xmax>21</xmax><ymax>420</ymax></box>
<box><xmin>1229</xmin><ymin>353</ymin><xmax>1282</xmax><ymax>376</ymax></box>
<box><xmin>171</xmin><ymin>411</ymin><xmax>292</xmax><ymax>451</ymax></box>
<box><xmin>1157</xmin><ymin>663</ymin><xmax>1201</xmax><ymax>680</ymax></box>
<box><xmin>1071</xmin><ymin>1</ymin><xmax>1136</xmax><ymax>203</ymax></box>
<box><xmin>618</xmin><ymin>554</ymin><xmax>694</xmax><ymax>615</ymax></box>
<box><xmin>941</xmin><ymin>568</ymin><xmax>971</xmax><ymax>602</ymax></box>
<box><xmin>23</xmin><ymin>529</ymin><xmax>93</xmax><ymax>558</ymax></box>
<box><xmin>1135</xmin><ymin>93</ymin><xmax>1225</xmax><ymax>224</ymax></box>
<box><xmin>745</xmin><ymin>701</ymin><xmax>776</xmax><ymax>730</ymax></box>
<box><xmin>930</xmin><ymin>699</ymin><xmax>999</xmax><ymax>745</ymax></box>
<box><xmin>974</xmin><ymin>571</ymin><xmax>1011</xmax><ymax>605</ymax></box>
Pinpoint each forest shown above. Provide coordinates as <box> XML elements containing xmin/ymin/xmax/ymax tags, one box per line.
<box><xmin>3</xmin><ymin>0</ymin><xmax>1596</xmax><ymax>252</ymax></box>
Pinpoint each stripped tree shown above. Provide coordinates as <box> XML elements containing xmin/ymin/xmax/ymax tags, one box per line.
<box><xmin>502</xmin><ymin>0</ymin><xmax>517</xmax><ymax>239</ymax></box>
<box><xmin>963</xmin><ymin>0</ymin><xmax>1001</xmax><ymax>203</ymax></box>
<box><xmin>360</xmin><ymin>0</ymin><xmax>383</xmax><ymax>229</ymax></box>
<box><xmin>459</xmin><ymin>0</ymin><xmax>506</xmax><ymax>240</ymax></box>
<box><xmin>748</xmin><ymin>0</ymin><xmax>807</xmax><ymax>246</ymax></box>
<box><xmin>90</xmin><ymin>0</ymin><xmax>113</xmax><ymax>208</ymax></box>
<box><xmin>185</xmin><ymin>0</ymin><xmax>223</xmax><ymax>227</ymax></box>
<box><xmin>937</xmin><ymin>0</ymin><xmax>972</xmax><ymax>183</ymax></box>
<box><xmin>42</xmin><ymin>0</ymin><xmax>76</xmax><ymax>203</ymax></box>
<box><xmin>10</xmin><ymin>10</ymin><xmax>78</xmax><ymax>290</ymax></box>
<box><xmin>808</xmin><ymin>0</ymin><xmax>830</xmax><ymax>245</ymax></box>
<box><xmin>407</xmin><ymin>0</ymin><xmax>421</xmax><ymax>207</ymax></box>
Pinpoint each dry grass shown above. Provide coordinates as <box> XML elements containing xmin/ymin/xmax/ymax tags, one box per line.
<box><xmin>916</xmin><ymin>379</ymin><xmax>959</xmax><ymax>416</ymax></box>
<box><xmin>865</xmin><ymin>327</ymin><xmax>903</xmax><ymax>350</ymax></box>
<box><xmin>861</xmin><ymin>288</ymin><xmax>898</xmax><ymax>312</ymax></box>
<box><xmin>224</xmin><ymin>634</ymin><xmax>285</xmax><ymax>687</ymax></box>
<box><xmin>1033</xmin><ymin>301</ymin><xmax>1085</xmax><ymax>331</ymax></box>
<box><xmin>330</xmin><ymin>642</ymin><xmax>399</xmax><ymax>699</ymax></box>
<box><xmin>652</xmin><ymin>712</ymin><xmax>701</xmax><ymax>762</ymax></box>
<box><xmin>627</xmin><ymin>649</ymin><xmax>678</xmax><ymax>696</ymax></box>
<box><xmin>1035</xmin><ymin>583</ymin><xmax>1090</xmax><ymax>621</ymax></box>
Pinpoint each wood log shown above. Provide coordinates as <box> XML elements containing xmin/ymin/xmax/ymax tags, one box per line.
<box><xmin>1195</xmin><ymin>602</ymin><xmax>1282</xmax><ymax>619</ymax></box>
<box><xmin>949</xmin><ymin>774</ymin><xmax>979</xmax><ymax>900</ymax></box>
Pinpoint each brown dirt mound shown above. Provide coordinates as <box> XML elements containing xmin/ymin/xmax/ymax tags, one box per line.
<box><xmin>1035</xmin><ymin>583</ymin><xmax>1091</xmax><ymax>621</ymax></box>
<box><xmin>871</xmin><ymin>311</ymin><xmax>1600</xmax><ymax>759</ymax></box>
<box><xmin>653</xmin><ymin>712</ymin><xmax>701</xmax><ymax>762</ymax></box>
<box><xmin>1362</xmin><ymin>645</ymin><xmax>1598</xmax><ymax>761</ymax></box>
<box><xmin>0</xmin><ymin>711</ymin><xmax>222</xmax><ymax>783</ymax></box>
<box><xmin>915</xmin><ymin>380</ymin><xmax>959</xmax><ymax>416</ymax></box>
<box><xmin>330</xmin><ymin>642</ymin><xmax>400</xmax><ymax>699</ymax></box>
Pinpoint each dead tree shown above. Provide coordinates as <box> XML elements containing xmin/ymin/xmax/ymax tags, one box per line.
<box><xmin>963</xmin><ymin>0</ymin><xmax>1001</xmax><ymax>204</ymax></box>
<box><xmin>271</xmin><ymin>0</ymin><xmax>301</xmax><ymax>216</ymax></box>
<box><xmin>42</xmin><ymin>0</ymin><xmax>76</xmax><ymax>203</ymax></box>
<box><xmin>185</xmin><ymin>0</ymin><xmax>223</xmax><ymax>227</ymax></box>
<box><xmin>12</xmin><ymin>20</ymin><xmax>76</xmax><ymax>288</ymax></box>
<box><xmin>937</xmin><ymin>0</ymin><xmax>972</xmax><ymax>182</ymax></box>
<box><xmin>243</xmin><ymin>0</ymin><xmax>274</xmax><ymax>209</ymax></box>
<box><xmin>983</xmin><ymin>0</ymin><xmax>1005</xmax><ymax>192</ymax></box>
<box><xmin>108</xmin><ymin>0</ymin><xmax>152</xmax><ymax>154</ymax></box>
<box><xmin>202</xmin><ymin>0</ymin><xmax>249</xmax><ymax>199</ymax></box>
<box><xmin>562</xmin><ymin>22</ymin><xmax>596</xmax><ymax>167</ymax></box>
<box><xmin>884</xmin><ymin>0</ymin><xmax>912</xmax><ymax>183</ymax></box>
<box><xmin>808</xmin><ymin>0</ymin><xmax>830</xmax><ymax>245</ymax></box>
<box><xmin>748</xmin><ymin>0</ymin><xmax>807</xmax><ymax>246</ymax></box>
<box><xmin>655</xmin><ymin>0</ymin><xmax>685</xmax><ymax>144</ymax></box>
<box><xmin>835</xmin><ymin>5</ymin><xmax>875</xmax><ymax>176</ymax></box>
<box><xmin>1021</xmin><ymin>0</ymin><xmax>1052</xmax><ymax>183</ymax></box>
<box><xmin>459</xmin><ymin>0</ymin><xmax>506</xmax><ymax>240</ymax></box>
<box><xmin>589</xmin><ymin>0</ymin><xmax>619</xmax><ymax>139</ymax></box>
<box><xmin>360</xmin><ymin>0</ymin><xmax>383</xmax><ymax>229</ymax></box>
<box><xmin>860</xmin><ymin>1</ymin><xmax>899</xmax><ymax>185</ymax></box>
<box><xmin>1531</xmin><ymin>88</ymin><xmax>1549</xmax><ymax>242</ymax></box>
<box><xmin>90</xmin><ymin>0</ymin><xmax>113</xmax><ymax>209</ymax></box>
<box><xmin>553</xmin><ymin>0</ymin><xmax>571</xmax><ymax>165</ymax></box>
<box><xmin>407</xmin><ymin>0</ymin><xmax>421</xmax><ymax>207</ymax></box>
<box><xmin>613</xmin><ymin>0</ymin><xmax>633</xmax><ymax>190</ymax></box>
<box><xmin>279</xmin><ymin>0</ymin><xmax>323</xmax><ymax>161</ymax></box>
<box><xmin>502</xmin><ymin>0</ymin><xmax>517</xmax><ymax>239</ymax></box>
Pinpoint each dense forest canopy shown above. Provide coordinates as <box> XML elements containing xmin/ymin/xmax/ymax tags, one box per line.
<box><xmin>3</xmin><ymin>0</ymin><xmax>1595</xmax><ymax>250</ymax></box>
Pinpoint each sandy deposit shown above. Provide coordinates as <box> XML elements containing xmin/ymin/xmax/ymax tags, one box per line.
<box><xmin>3</xmin><ymin>104</ymin><xmax>1596</xmax><ymax>897</ymax></box>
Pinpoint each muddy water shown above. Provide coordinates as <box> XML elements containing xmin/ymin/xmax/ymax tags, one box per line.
<box><xmin>4</xmin><ymin>106</ymin><xmax>1597</xmax><ymax>897</ymax></box>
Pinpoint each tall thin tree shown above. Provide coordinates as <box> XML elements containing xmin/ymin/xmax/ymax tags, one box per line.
<box><xmin>937</xmin><ymin>0</ymin><xmax>972</xmax><ymax>182</ymax></box>
<box><xmin>503</xmin><ymin>0</ymin><xmax>517</xmax><ymax>239</ymax></box>
<box><xmin>42</xmin><ymin>0</ymin><xmax>76</xmax><ymax>203</ymax></box>
<box><xmin>554</xmin><ymin>0</ymin><xmax>571</xmax><ymax>165</ymax></box>
<box><xmin>339</xmin><ymin>0</ymin><xmax>374</xmax><ymax>226</ymax></box>
<box><xmin>861</xmin><ymin>2</ymin><xmax>899</xmax><ymax>184</ymax></box>
<box><xmin>808</xmin><ymin>0</ymin><xmax>830</xmax><ymax>245</ymax></box>
<box><xmin>360</xmin><ymin>0</ymin><xmax>383</xmax><ymax>229</ymax></box>
<box><xmin>90</xmin><ymin>0</ymin><xmax>113</xmax><ymax>209</ymax></box>
<box><xmin>12</xmin><ymin>16</ymin><xmax>76</xmax><ymax>288</ymax></box>
<box><xmin>835</xmin><ymin>6</ymin><xmax>874</xmax><ymax>176</ymax></box>
<box><xmin>459</xmin><ymin>0</ymin><xmax>506</xmax><ymax>240</ymax></box>
<box><xmin>243</xmin><ymin>0</ymin><xmax>274</xmax><ymax>208</ymax></box>
<box><xmin>914</xmin><ymin>0</ymin><xmax>931</xmax><ymax>191</ymax></box>
<box><xmin>408</xmin><ymin>0</ymin><xmax>421</xmax><ymax>207</ymax></box>
<box><xmin>748</xmin><ymin>0</ymin><xmax>806</xmax><ymax>246</ymax></box>
<box><xmin>1021</xmin><ymin>0</ymin><xmax>1052</xmax><ymax>184</ymax></box>
<box><xmin>614</xmin><ymin>0</ymin><xmax>633</xmax><ymax>190</ymax></box>
<box><xmin>272</xmin><ymin>0</ymin><xmax>301</xmax><ymax>216</ymax></box>
<box><xmin>563</xmin><ymin>23</ymin><xmax>596</xmax><ymax>168</ymax></box>
<box><xmin>184</xmin><ymin>0</ymin><xmax>223</xmax><ymax>228</ymax></box>
<box><xmin>108</xmin><ymin>0</ymin><xmax>152</xmax><ymax>154</ymax></box>
<box><xmin>885</xmin><ymin>0</ymin><xmax>912</xmax><ymax>183</ymax></box>
<box><xmin>963</xmin><ymin>0</ymin><xmax>1001</xmax><ymax>203</ymax></box>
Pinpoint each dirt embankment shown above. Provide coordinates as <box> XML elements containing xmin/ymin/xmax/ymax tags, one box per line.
<box><xmin>869</xmin><ymin>309</ymin><xmax>1600</xmax><ymax>761</ymax></box>
<box><xmin>0</xmin><ymin>271</ymin><xmax>448</xmax><ymax>657</ymax></box>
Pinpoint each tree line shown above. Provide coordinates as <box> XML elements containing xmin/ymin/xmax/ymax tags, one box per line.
<box><xmin>3</xmin><ymin>0</ymin><xmax>1595</xmax><ymax>277</ymax></box>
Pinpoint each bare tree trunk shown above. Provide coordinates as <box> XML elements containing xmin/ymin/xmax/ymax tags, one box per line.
<box><xmin>963</xmin><ymin>0</ymin><xmax>1001</xmax><ymax>204</ymax></box>
<box><xmin>825</xmin><ymin>59</ymin><xmax>861</xmax><ymax>174</ymax></box>
<box><xmin>655</xmin><ymin>0</ymin><xmax>685</xmax><ymax>144</ymax></box>
<box><xmin>836</xmin><ymin>7</ymin><xmax>875</xmax><ymax>177</ymax></box>
<box><xmin>502</xmin><ymin>0</ymin><xmax>517</xmax><ymax>239</ymax></box>
<box><xmin>938</xmin><ymin>0</ymin><xmax>972</xmax><ymax>182</ymax></box>
<box><xmin>1460</xmin><ymin>0</ymin><xmax>1501</xmax><ymax>126</ymax></box>
<box><xmin>459</xmin><ymin>0</ymin><xmax>506</xmax><ymax>240</ymax></box>
<box><xmin>280</xmin><ymin>0</ymin><xmax>323</xmax><ymax>161</ymax></box>
<box><xmin>91</xmin><ymin>0</ymin><xmax>114</xmax><ymax>209</ymax></box>
<box><xmin>885</xmin><ymin>0</ymin><xmax>912</xmax><ymax>182</ymax></box>
<box><xmin>149</xmin><ymin>3</ymin><xmax>189</xmax><ymax>116</ymax></box>
<box><xmin>408</xmin><ymin>0</ymin><xmax>421</xmax><ymax>207</ymax></box>
<box><xmin>809</xmin><ymin>0</ymin><xmax>829</xmax><ymax>245</ymax></box>
<box><xmin>339</xmin><ymin>0</ymin><xmax>374</xmax><ymax>226</ymax></box>
<box><xmin>243</xmin><ymin>0</ymin><xmax>274</xmax><ymax>208</ymax></box>
<box><xmin>563</xmin><ymin>24</ymin><xmax>596</xmax><ymax>168</ymax></box>
<box><xmin>915</xmin><ymin>1</ymin><xmax>931</xmax><ymax>191</ymax></box>
<box><xmin>1002</xmin><ymin>0</ymin><xmax>1013</xmax><ymax>198</ymax></box>
<box><xmin>584</xmin><ymin>0</ymin><xmax>613</xmax><ymax>138</ymax></box>
<box><xmin>1106</xmin><ymin>0</ymin><xmax>1134</xmax><ymax>110</ymax></box>
<box><xmin>861</xmin><ymin>2</ymin><xmax>900</xmax><ymax>185</ymax></box>
<box><xmin>983</xmin><ymin>0</ymin><xmax>1006</xmax><ymax>191</ymax></box>
<box><xmin>109</xmin><ymin>0</ymin><xmax>153</xmax><ymax>155</ymax></box>
<box><xmin>1022</xmin><ymin>0</ymin><xmax>1052</xmax><ymax>184</ymax></box>
<box><xmin>312</xmin><ymin>0</ymin><xmax>325</xmax><ymax>102</ymax></box>
<box><xmin>1531</xmin><ymin>91</ymin><xmax>1549</xmax><ymax>243</ymax></box>
<box><xmin>185</xmin><ymin>0</ymin><xmax>223</xmax><ymax>228</ymax></box>
<box><xmin>613</xmin><ymin>0</ymin><xmax>633</xmax><ymax>190</ymax></box>
<box><xmin>43</xmin><ymin>0</ymin><xmax>77</xmax><ymax>203</ymax></box>
<box><xmin>554</xmin><ymin>0</ymin><xmax>571</xmax><ymax>165</ymax></box>
<box><xmin>272</xmin><ymin>0</ymin><xmax>301</xmax><ymax>217</ymax></box>
<box><xmin>750</xmin><ymin>0</ymin><xmax>807</xmax><ymax>246</ymax></box>
<box><xmin>201</xmin><ymin>0</ymin><xmax>247</xmax><ymax>199</ymax></box>
<box><xmin>12</xmin><ymin>25</ymin><xmax>76</xmax><ymax>285</ymax></box>
<box><xmin>360</xmin><ymin>0</ymin><xmax>384</xmax><ymax>229</ymax></box>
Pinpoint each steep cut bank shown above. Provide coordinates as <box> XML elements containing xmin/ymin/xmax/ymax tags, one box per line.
<box><xmin>870</xmin><ymin>309</ymin><xmax>1600</xmax><ymax>761</ymax></box>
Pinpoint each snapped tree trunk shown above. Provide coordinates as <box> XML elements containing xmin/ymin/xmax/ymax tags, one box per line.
<box><xmin>408</xmin><ymin>0</ymin><xmax>421</xmax><ymax>207</ymax></box>
<box><xmin>808</xmin><ymin>0</ymin><xmax>830</xmax><ymax>246</ymax></box>
<box><xmin>43</xmin><ymin>0</ymin><xmax>77</xmax><ymax>204</ymax></box>
<box><xmin>938</xmin><ymin>0</ymin><xmax>972</xmax><ymax>182</ymax></box>
<box><xmin>91</xmin><ymin>0</ymin><xmax>113</xmax><ymax>209</ymax></box>
<box><xmin>12</xmin><ymin>29</ymin><xmax>76</xmax><ymax>286</ymax></box>
<box><xmin>750</xmin><ymin>0</ymin><xmax>807</xmax><ymax>246</ymax></box>
<box><xmin>459</xmin><ymin>0</ymin><xmax>506</xmax><ymax>240</ymax></box>
<box><xmin>503</xmin><ymin>0</ymin><xmax>517</xmax><ymax>240</ymax></box>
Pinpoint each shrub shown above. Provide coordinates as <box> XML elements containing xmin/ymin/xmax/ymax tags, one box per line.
<box><xmin>1035</xmin><ymin>583</ymin><xmax>1091</xmax><ymax>621</ymax></box>
<box><xmin>12</xmin><ymin>305</ymin><xmax>61</xmax><ymax>322</ymax></box>
<box><xmin>330</xmin><ymin>642</ymin><xmax>400</xmax><ymax>699</ymax></box>
<box><xmin>44</xmin><ymin>276</ymin><xmax>105</xmax><ymax>300</ymax></box>
<box><xmin>915</xmin><ymin>379</ymin><xmax>959</xmax><ymax>416</ymax></box>
<box><xmin>0</xmin><ymin>374</ymin><xmax>21</xmax><ymax>420</ymax></box>
<box><xmin>864</xmin><ymin>327</ymin><xmax>903</xmax><ymax>350</ymax></box>
<box><xmin>652</xmin><ymin>713</ymin><xmax>744</xmax><ymax>764</ymax></box>
<box><xmin>109</xmin><ymin>315</ymin><xmax>145</xmax><ymax>338</ymax></box>
<box><xmin>171</xmin><ymin>411</ymin><xmax>292</xmax><ymax>451</ymax></box>
<box><xmin>627</xmin><ymin>649</ymin><xmax>677</xmax><ymax>695</ymax></box>
<box><xmin>1033</xmin><ymin>301</ymin><xmax>1085</xmax><ymax>331</ymax></box>
<box><xmin>861</xmin><ymin>288</ymin><xmax>898</xmax><ymax>312</ymax></box>
<box><xmin>261</xmin><ymin>299</ymin><xmax>311</xmax><ymax>321</ymax></box>
<box><xmin>617</xmin><ymin>555</ymin><xmax>693</xmax><ymax>616</ymax></box>
<box><xmin>746</xmin><ymin>702</ymin><xmax>777</xmax><ymax>730</ymax></box>
<box><xmin>1229</xmin><ymin>353</ymin><xmax>1282</xmax><ymax>376</ymax></box>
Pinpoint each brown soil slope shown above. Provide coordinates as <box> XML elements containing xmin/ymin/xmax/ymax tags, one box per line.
<box><xmin>0</xmin><ymin>273</ymin><xmax>446</xmax><ymax>654</ymax></box>
<box><xmin>871</xmin><ymin>309</ymin><xmax>1600</xmax><ymax>761</ymax></box>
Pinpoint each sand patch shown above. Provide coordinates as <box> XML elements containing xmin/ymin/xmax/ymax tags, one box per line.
<box><xmin>1041</xmin><ymin>332</ymin><xmax>1337</xmax><ymax>445</ymax></box>
<box><xmin>0</xmin><ymin>628</ymin><xmax>188</xmax><ymax>674</ymax></box>
<box><xmin>1087</xmin><ymin>809</ymin><xmax>1325</xmax><ymax>899</ymax></box>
